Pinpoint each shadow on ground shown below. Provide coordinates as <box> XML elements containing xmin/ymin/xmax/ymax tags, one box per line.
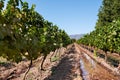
<box><xmin>44</xmin><ymin>46</ymin><xmax>77</xmax><ymax>80</ymax></box>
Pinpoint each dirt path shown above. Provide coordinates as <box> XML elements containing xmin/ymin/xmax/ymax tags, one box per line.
<box><xmin>44</xmin><ymin>44</ymin><xmax>82</xmax><ymax>80</ymax></box>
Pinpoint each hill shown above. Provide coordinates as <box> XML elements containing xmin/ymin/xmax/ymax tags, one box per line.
<box><xmin>69</xmin><ymin>34</ymin><xmax>85</xmax><ymax>40</ymax></box>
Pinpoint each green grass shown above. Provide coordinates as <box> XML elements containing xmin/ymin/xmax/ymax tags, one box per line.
<box><xmin>50</xmin><ymin>56</ymin><xmax>59</xmax><ymax>62</ymax></box>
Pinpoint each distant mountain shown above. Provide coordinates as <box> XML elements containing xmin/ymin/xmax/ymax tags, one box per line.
<box><xmin>69</xmin><ymin>34</ymin><xmax>85</xmax><ymax>40</ymax></box>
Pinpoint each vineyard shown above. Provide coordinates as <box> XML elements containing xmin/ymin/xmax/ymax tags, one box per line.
<box><xmin>77</xmin><ymin>0</ymin><xmax>120</xmax><ymax>67</ymax></box>
<box><xmin>0</xmin><ymin>0</ymin><xmax>120</xmax><ymax>80</ymax></box>
<box><xmin>0</xmin><ymin>0</ymin><xmax>72</xmax><ymax>79</ymax></box>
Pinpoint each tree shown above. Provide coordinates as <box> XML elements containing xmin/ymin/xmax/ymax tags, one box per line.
<box><xmin>96</xmin><ymin>0</ymin><xmax>120</xmax><ymax>28</ymax></box>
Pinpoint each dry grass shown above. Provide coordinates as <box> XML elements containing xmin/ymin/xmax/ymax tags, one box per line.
<box><xmin>0</xmin><ymin>57</ymin><xmax>7</xmax><ymax>63</ymax></box>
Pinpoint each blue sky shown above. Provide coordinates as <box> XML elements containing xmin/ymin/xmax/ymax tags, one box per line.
<box><xmin>25</xmin><ymin>0</ymin><xmax>102</xmax><ymax>35</ymax></box>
